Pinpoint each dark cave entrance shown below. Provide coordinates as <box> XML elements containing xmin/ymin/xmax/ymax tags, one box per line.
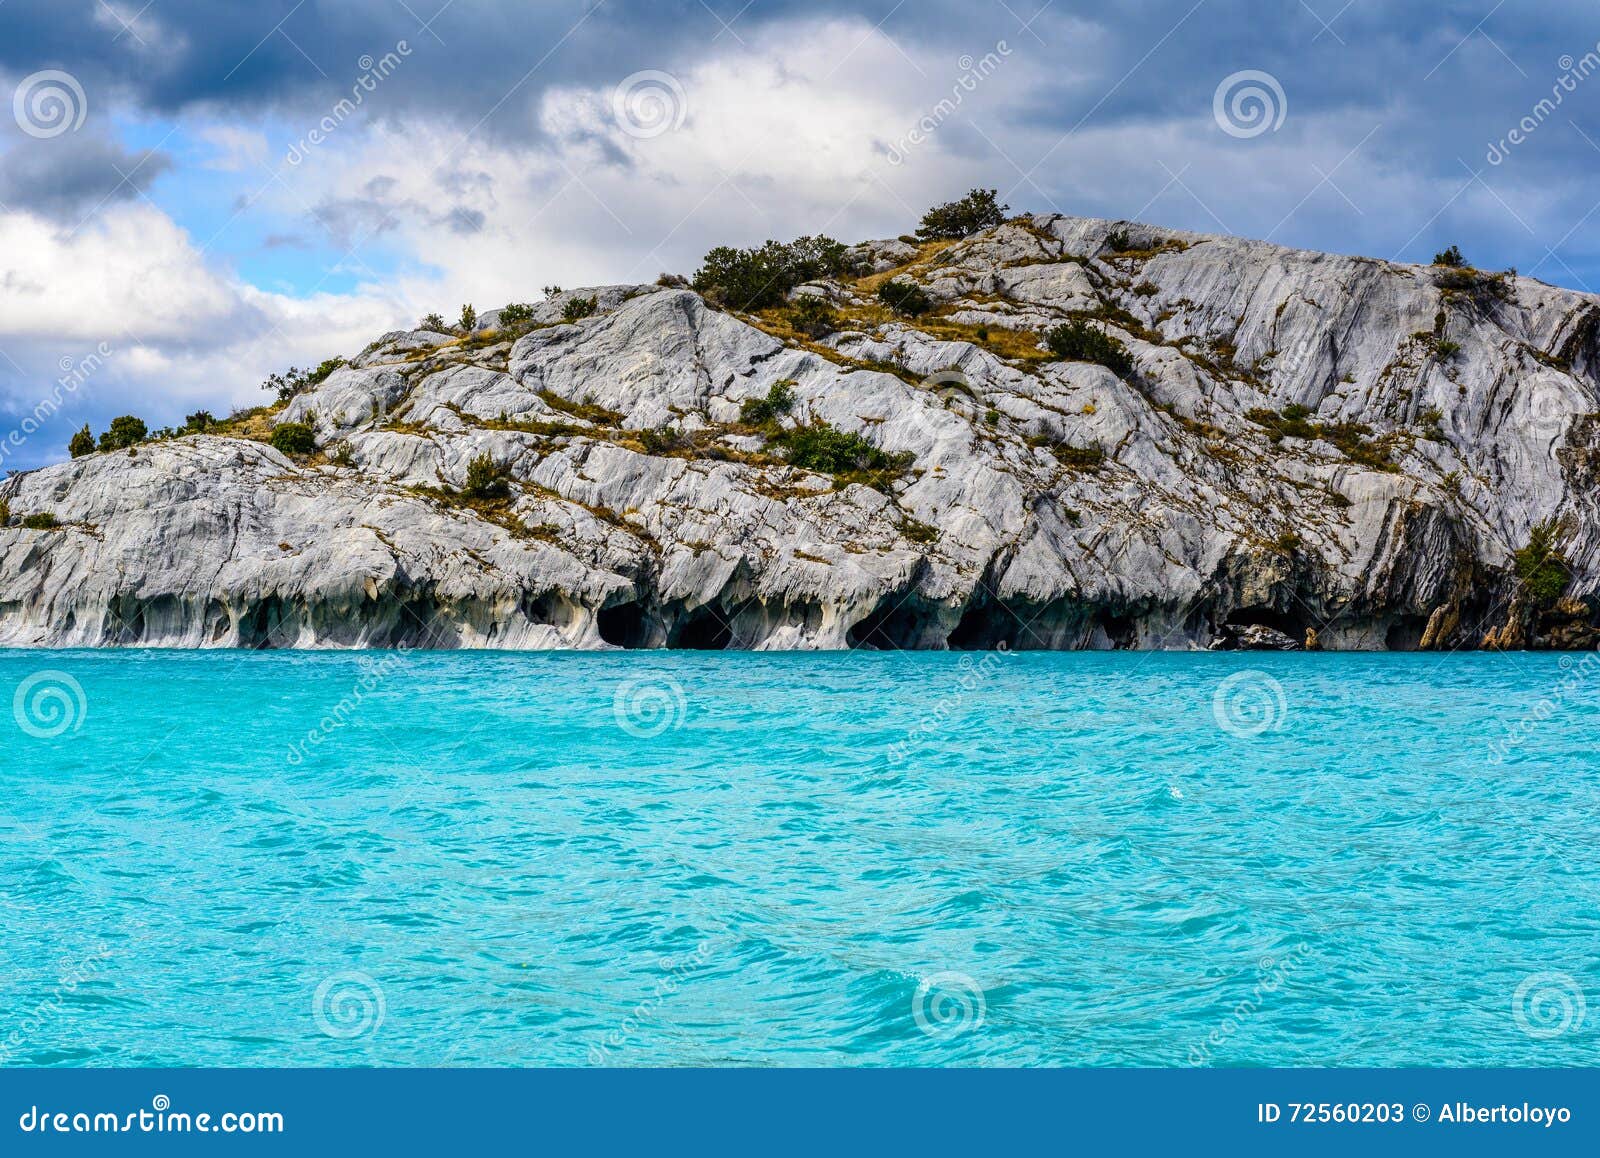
<box><xmin>671</xmin><ymin>606</ymin><xmax>734</xmax><ymax>650</ymax></box>
<box><xmin>947</xmin><ymin>599</ymin><xmax>1025</xmax><ymax>650</ymax></box>
<box><xmin>1385</xmin><ymin>616</ymin><xmax>1428</xmax><ymax>651</ymax></box>
<box><xmin>847</xmin><ymin>599</ymin><xmax>927</xmax><ymax>650</ymax></box>
<box><xmin>1223</xmin><ymin>605</ymin><xmax>1305</xmax><ymax>638</ymax></box>
<box><xmin>597</xmin><ymin>601</ymin><xmax>648</xmax><ymax>648</ymax></box>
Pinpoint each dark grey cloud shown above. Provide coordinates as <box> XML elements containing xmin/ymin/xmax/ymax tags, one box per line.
<box><xmin>3</xmin><ymin>0</ymin><xmax>1599</xmax><ymax>284</ymax></box>
<box><xmin>0</xmin><ymin>131</ymin><xmax>170</xmax><ymax>219</ymax></box>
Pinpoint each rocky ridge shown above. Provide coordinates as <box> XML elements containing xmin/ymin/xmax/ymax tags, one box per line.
<box><xmin>2</xmin><ymin>213</ymin><xmax>1597</xmax><ymax>650</ymax></box>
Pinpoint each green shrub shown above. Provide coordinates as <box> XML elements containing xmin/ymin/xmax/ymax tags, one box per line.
<box><xmin>1434</xmin><ymin>265</ymin><xmax>1512</xmax><ymax>304</ymax></box>
<box><xmin>458</xmin><ymin>304</ymin><xmax>477</xmax><ymax>331</ymax></box>
<box><xmin>461</xmin><ymin>452</ymin><xmax>510</xmax><ymax>499</ymax></box>
<box><xmin>656</xmin><ymin>272</ymin><xmax>690</xmax><ymax>288</ymax></box>
<box><xmin>330</xmin><ymin>440</ymin><xmax>356</xmax><ymax>467</ymax></box>
<box><xmin>270</xmin><ymin>423</ymin><xmax>317</xmax><ymax>456</ymax></box>
<box><xmin>1247</xmin><ymin>406</ymin><xmax>1397</xmax><ymax>471</ymax></box>
<box><xmin>98</xmin><ymin>415</ymin><xmax>148</xmax><ymax>452</ymax></box>
<box><xmin>876</xmin><ymin>279</ymin><xmax>932</xmax><ymax>317</ymax></box>
<box><xmin>740</xmin><ymin>381</ymin><xmax>797</xmax><ymax>427</ymax></box>
<box><xmin>1050</xmin><ymin>443</ymin><xmax>1105</xmax><ymax>471</ymax></box>
<box><xmin>499</xmin><ymin>302</ymin><xmax>536</xmax><ymax>328</ymax></box>
<box><xmin>1432</xmin><ymin>338</ymin><xmax>1461</xmax><ymax>360</ymax></box>
<box><xmin>769</xmin><ymin>423</ymin><xmax>911</xmax><ymax>476</ymax></box>
<box><xmin>692</xmin><ymin>235</ymin><xmax>850</xmax><ymax>311</ymax></box>
<box><xmin>787</xmin><ymin>295</ymin><xmax>838</xmax><ymax>337</ymax></box>
<box><xmin>68</xmin><ymin>424</ymin><xmax>95</xmax><ymax>457</ymax></box>
<box><xmin>561</xmin><ymin>295</ymin><xmax>597</xmax><ymax>322</ymax></box>
<box><xmin>420</xmin><ymin>312</ymin><xmax>447</xmax><ymax>332</ymax></box>
<box><xmin>1044</xmin><ymin>320</ymin><xmax>1134</xmax><ymax>377</ymax></box>
<box><xmin>21</xmin><ymin>512</ymin><xmax>58</xmax><ymax>530</ymax></box>
<box><xmin>915</xmin><ymin>189</ymin><xmax>1008</xmax><ymax>240</ymax></box>
<box><xmin>1433</xmin><ymin>245</ymin><xmax>1465</xmax><ymax>268</ymax></box>
<box><xmin>1514</xmin><ymin>520</ymin><xmax>1570</xmax><ymax>609</ymax></box>
<box><xmin>638</xmin><ymin>426</ymin><xmax>695</xmax><ymax>456</ymax></box>
<box><xmin>260</xmin><ymin>358</ymin><xmax>346</xmax><ymax>406</ymax></box>
<box><xmin>184</xmin><ymin>410</ymin><xmax>215</xmax><ymax>434</ymax></box>
<box><xmin>308</xmin><ymin>357</ymin><xmax>346</xmax><ymax>386</ymax></box>
<box><xmin>1105</xmin><ymin>228</ymin><xmax>1132</xmax><ymax>252</ymax></box>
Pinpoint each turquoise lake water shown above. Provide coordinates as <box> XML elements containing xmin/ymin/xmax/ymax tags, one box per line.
<box><xmin>2</xmin><ymin>649</ymin><xmax>1597</xmax><ymax>1067</ymax></box>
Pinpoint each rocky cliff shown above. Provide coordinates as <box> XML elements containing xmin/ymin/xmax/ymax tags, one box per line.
<box><xmin>3</xmin><ymin>213</ymin><xmax>1597</xmax><ymax>650</ymax></box>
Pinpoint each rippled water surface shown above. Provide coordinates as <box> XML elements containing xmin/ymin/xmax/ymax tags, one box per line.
<box><xmin>3</xmin><ymin>650</ymin><xmax>1597</xmax><ymax>1067</ymax></box>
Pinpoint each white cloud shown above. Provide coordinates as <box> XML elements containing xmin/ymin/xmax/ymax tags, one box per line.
<box><xmin>198</xmin><ymin>125</ymin><xmax>270</xmax><ymax>172</ymax></box>
<box><xmin>0</xmin><ymin>204</ymin><xmax>402</xmax><ymax>435</ymax></box>
<box><xmin>265</xmin><ymin>18</ymin><xmax>1036</xmax><ymax>312</ymax></box>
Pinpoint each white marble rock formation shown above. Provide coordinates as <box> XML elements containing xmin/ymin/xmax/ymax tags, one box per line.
<box><xmin>2</xmin><ymin>214</ymin><xmax>1595</xmax><ymax>650</ymax></box>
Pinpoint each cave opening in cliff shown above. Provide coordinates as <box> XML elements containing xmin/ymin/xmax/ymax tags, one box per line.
<box><xmin>671</xmin><ymin>606</ymin><xmax>734</xmax><ymax>650</ymax></box>
<box><xmin>1385</xmin><ymin>616</ymin><xmax>1428</xmax><ymax>651</ymax></box>
<box><xmin>948</xmin><ymin>599</ymin><xmax>1019</xmax><ymax>650</ymax></box>
<box><xmin>847</xmin><ymin>597</ymin><xmax>928</xmax><ymax>650</ymax></box>
<box><xmin>1223</xmin><ymin>605</ymin><xmax>1305</xmax><ymax>638</ymax></box>
<box><xmin>596</xmin><ymin>600</ymin><xmax>648</xmax><ymax>648</ymax></box>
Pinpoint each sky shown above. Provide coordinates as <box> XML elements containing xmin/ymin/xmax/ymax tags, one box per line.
<box><xmin>0</xmin><ymin>0</ymin><xmax>1597</xmax><ymax>469</ymax></box>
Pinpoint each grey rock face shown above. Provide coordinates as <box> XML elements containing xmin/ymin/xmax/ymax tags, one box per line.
<box><xmin>3</xmin><ymin>214</ymin><xmax>1596</xmax><ymax>650</ymax></box>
